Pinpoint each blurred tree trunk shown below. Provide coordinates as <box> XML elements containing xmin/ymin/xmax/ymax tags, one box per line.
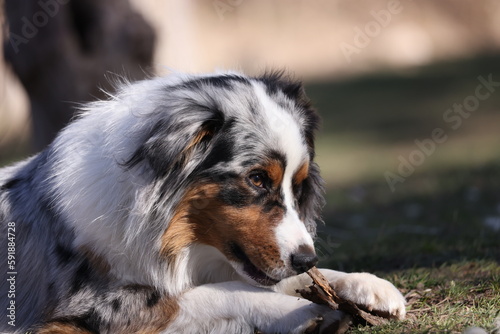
<box><xmin>3</xmin><ymin>0</ymin><xmax>156</xmax><ymax>152</ymax></box>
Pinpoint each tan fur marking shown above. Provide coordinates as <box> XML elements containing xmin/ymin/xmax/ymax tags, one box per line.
<box><xmin>36</xmin><ymin>323</ymin><xmax>94</xmax><ymax>334</ymax></box>
<box><xmin>264</xmin><ymin>160</ymin><xmax>284</xmax><ymax>188</ymax></box>
<box><xmin>121</xmin><ymin>295</ymin><xmax>179</xmax><ymax>334</ymax></box>
<box><xmin>174</xmin><ymin>128</ymin><xmax>214</xmax><ymax>168</ymax></box>
<box><xmin>185</xmin><ymin>128</ymin><xmax>212</xmax><ymax>152</ymax></box>
<box><xmin>161</xmin><ymin>180</ymin><xmax>286</xmax><ymax>275</ymax></box>
<box><xmin>38</xmin><ymin>295</ymin><xmax>179</xmax><ymax>334</ymax></box>
<box><xmin>161</xmin><ymin>184</ymin><xmax>220</xmax><ymax>261</ymax></box>
<box><xmin>293</xmin><ymin>162</ymin><xmax>309</xmax><ymax>185</ymax></box>
<box><xmin>194</xmin><ymin>201</ymin><xmax>285</xmax><ymax>272</ymax></box>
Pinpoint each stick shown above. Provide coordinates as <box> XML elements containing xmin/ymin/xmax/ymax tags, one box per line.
<box><xmin>297</xmin><ymin>267</ymin><xmax>388</xmax><ymax>327</ymax></box>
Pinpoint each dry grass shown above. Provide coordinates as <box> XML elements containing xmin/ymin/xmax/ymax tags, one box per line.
<box><xmin>348</xmin><ymin>261</ymin><xmax>500</xmax><ymax>333</ymax></box>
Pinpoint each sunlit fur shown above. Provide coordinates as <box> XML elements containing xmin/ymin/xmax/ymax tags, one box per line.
<box><xmin>0</xmin><ymin>71</ymin><xmax>405</xmax><ymax>333</ymax></box>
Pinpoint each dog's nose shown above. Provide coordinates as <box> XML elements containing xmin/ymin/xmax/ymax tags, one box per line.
<box><xmin>291</xmin><ymin>246</ymin><xmax>318</xmax><ymax>274</ymax></box>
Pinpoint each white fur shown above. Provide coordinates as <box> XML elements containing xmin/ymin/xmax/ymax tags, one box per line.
<box><xmin>163</xmin><ymin>281</ymin><xmax>345</xmax><ymax>334</ymax></box>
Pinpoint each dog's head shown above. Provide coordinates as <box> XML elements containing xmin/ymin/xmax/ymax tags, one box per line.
<box><xmin>126</xmin><ymin>71</ymin><xmax>324</xmax><ymax>286</ymax></box>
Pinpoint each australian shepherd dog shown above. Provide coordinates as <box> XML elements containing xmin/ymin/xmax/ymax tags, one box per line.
<box><xmin>0</xmin><ymin>71</ymin><xmax>405</xmax><ymax>333</ymax></box>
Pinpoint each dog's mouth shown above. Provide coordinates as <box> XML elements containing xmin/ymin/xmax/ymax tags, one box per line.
<box><xmin>229</xmin><ymin>243</ymin><xmax>281</xmax><ymax>286</ymax></box>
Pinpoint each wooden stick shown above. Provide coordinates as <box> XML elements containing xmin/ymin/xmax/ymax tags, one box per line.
<box><xmin>297</xmin><ymin>267</ymin><xmax>388</xmax><ymax>327</ymax></box>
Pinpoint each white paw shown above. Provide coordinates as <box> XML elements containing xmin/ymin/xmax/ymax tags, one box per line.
<box><xmin>331</xmin><ymin>273</ymin><xmax>406</xmax><ymax>320</ymax></box>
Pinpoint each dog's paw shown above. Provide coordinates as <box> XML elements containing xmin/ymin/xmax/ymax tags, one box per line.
<box><xmin>331</xmin><ymin>273</ymin><xmax>406</xmax><ymax>320</ymax></box>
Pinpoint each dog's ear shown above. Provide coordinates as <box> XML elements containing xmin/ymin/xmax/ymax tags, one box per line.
<box><xmin>126</xmin><ymin>106</ymin><xmax>225</xmax><ymax>178</ymax></box>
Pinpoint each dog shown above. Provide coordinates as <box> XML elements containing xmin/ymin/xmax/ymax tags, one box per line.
<box><xmin>0</xmin><ymin>71</ymin><xmax>406</xmax><ymax>333</ymax></box>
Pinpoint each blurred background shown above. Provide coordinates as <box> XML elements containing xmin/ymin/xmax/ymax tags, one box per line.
<box><xmin>1</xmin><ymin>0</ymin><xmax>499</xmax><ymax>272</ymax></box>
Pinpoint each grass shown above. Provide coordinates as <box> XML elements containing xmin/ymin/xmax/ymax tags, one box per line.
<box><xmin>317</xmin><ymin>163</ymin><xmax>500</xmax><ymax>270</ymax></box>
<box><xmin>307</xmin><ymin>55</ymin><xmax>500</xmax><ymax>333</ymax></box>
<box><xmin>352</xmin><ymin>261</ymin><xmax>500</xmax><ymax>333</ymax></box>
<box><xmin>313</xmin><ymin>164</ymin><xmax>500</xmax><ymax>333</ymax></box>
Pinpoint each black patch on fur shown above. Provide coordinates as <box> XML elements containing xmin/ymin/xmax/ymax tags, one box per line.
<box><xmin>125</xmin><ymin>106</ymin><xmax>227</xmax><ymax>180</ymax></box>
<box><xmin>196</xmin><ymin>171</ymin><xmax>238</xmax><ymax>187</ymax></box>
<box><xmin>111</xmin><ymin>298</ymin><xmax>121</xmax><ymax>311</ymax></box>
<box><xmin>296</xmin><ymin>162</ymin><xmax>324</xmax><ymax>234</ymax></box>
<box><xmin>218</xmin><ymin>186</ymin><xmax>251</xmax><ymax>208</ymax></box>
<box><xmin>268</xmin><ymin>150</ymin><xmax>287</xmax><ymax>169</ymax></box>
<box><xmin>55</xmin><ymin>243</ymin><xmax>75</xmax><ymax>266</ymax></box>
<box><xmin>228</xmin><ymin>242</ymin><xmax>248</xmax><ymax>263</ymax></box>
<box><xmin>146</xmin><ymin>290</ymin><xmax>161</xmax><ymax>308</ymax></box>
<box><xmin>178</xmin><ymin>75</ymin><xmax>251</xmax><ymax>91</ymax></box>
<box><xmin>262</xmin><ymin>199</ymin><xmax>286</xmax><ymax>213</ymax></box>
<box><xmin>240</xmin><ymin>150</ymin><xmax>286</xmax><ymax>170</ymax></box>
<box><xmin>196</xmin><ymin>121</ymin><xmax>236</xmax><ymax>171</ymax></box>
<box><xmin>39</xmin><ymin>197</ymin><xmax>60</xmax><ymax>222</ymax></box>
<box><xmin>48</xmin><ymin>311</ymin><xmax>101</xmax><ymax>334</ymax></box>
<box><xmin>71</xmin><ymin>260</ymin><xmax>92</xmax><ymax>294</ymax></box>
<box><xmin>123</xmin><ymin>118</ymin><xmax>167</xmax><ymax>171</ymax></box>
<box><xmin>293</xmin><ymin>182</ymin><xmax>304</xmax><ymax>201</ymax></box>
<box><xmin>79</xmin><ymin>309</ymin><xmax>103</xmax><ymax>334</ymax></box>
<box><xmin>302</xmin><ymin>108</ymin><xmax>321</xmax><ymax>159</ymax></box>
<box><xmin>0</xmin><ymin>177</ymin><xmax>22</xmax><ymax>190</ymax></box>
<box><xmin>241</xmin><ymin>158</ymin><xmax>261</xmax><ymax>168</ymax></box>
<box><xmin>257</xmin><ymin>70</ymin><xmax>303</xmax><ymax>101</ymax></box>
<box><xmin>123</xmin><ymin>284</ymin><xmax>143</xmax><ymax>293</ymax></box>
<box><xmin>258</xmin><ymin>72</ymin><xmax>282</xmax><ymax>96</ymax></box>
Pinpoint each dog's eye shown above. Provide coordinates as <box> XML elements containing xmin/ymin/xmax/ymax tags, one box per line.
<box><xmin>248</xmin><ymin>173</ymin><xmax>266</xmax><ymax>189</ymax></box>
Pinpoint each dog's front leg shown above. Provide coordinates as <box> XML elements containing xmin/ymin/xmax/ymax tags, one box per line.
<box><xmin>163</xmin><ymin>281</ymin><xmax>346</xmax><ymax>334</ymax></box>
<box><xmin>274</xmin><ymin>269</ymin><xmax>406</xmax><ymax>320</ymax></box>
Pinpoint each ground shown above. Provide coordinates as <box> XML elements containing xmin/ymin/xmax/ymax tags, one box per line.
<box><xmin>309</xmin><ymin>54</ymin><xmax>500</xmax><ymax>333</ymax></box>
<box><xmin>316</xmin><ymin>168</ymin><xmax>500</xmax><ymax>333</ymax></box>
